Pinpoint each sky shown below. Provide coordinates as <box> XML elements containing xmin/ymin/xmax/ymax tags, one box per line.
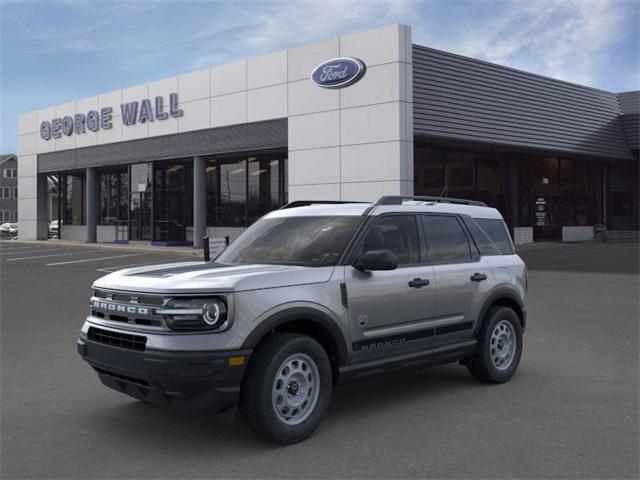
<box><xmin>1</xmin><ymin>0</ymin><xmax>638</xmax><ymax>153</ymax></box>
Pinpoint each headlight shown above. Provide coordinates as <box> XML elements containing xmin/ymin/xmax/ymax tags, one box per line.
<box><xmin>160</xmin><ymin>298</ymin><xmax>228</xmax><ymax>331</ymax></box>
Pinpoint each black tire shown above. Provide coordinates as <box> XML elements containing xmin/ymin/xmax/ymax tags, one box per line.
<box><xmin>240</xmin><ymin>333</ymin><xmax>332</xmax><ymax>444</ymax></box>
<box><xmin>467</xmin><ymin>306</ymin><xmax>523</xmax><ymax>384</ymax></box>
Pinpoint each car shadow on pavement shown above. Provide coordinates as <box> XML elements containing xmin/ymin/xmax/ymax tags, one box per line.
<box><xmin>83</xmin><ymin>363</ymin><xmax>523</xmax><ymax>451</ymax></box>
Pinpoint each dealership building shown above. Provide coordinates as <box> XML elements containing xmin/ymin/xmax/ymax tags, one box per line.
<box><xmin>17</xmin><ymin>24</ymin><xmax>639</xmax><ymax>246</ymax></box>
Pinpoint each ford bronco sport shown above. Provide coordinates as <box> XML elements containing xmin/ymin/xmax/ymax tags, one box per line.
<box><xmin>78</xmin><ymin>195</ymin><xmax>527</xmax><ymax>444</ymax></box>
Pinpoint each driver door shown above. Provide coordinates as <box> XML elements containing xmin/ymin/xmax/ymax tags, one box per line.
<box><xmin>345</xmin><ymin>214</ymin><xmax>436</xmax><ymax>362</ymax></box>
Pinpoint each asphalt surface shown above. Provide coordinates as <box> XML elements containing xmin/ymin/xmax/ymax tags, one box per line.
<box><xmin>1</xmin><ymin>240</ymin><xmax>638</xmax><ymax>479</ymax></box>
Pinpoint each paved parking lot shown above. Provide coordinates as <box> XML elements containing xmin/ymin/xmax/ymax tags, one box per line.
<box><xmin>1</xmin><ymin>240</ymin><xmax>638</xmax><ymax>479</ymax></box>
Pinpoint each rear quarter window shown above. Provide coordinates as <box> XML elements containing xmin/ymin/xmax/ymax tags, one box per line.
<box><xmin>475</xmin><ymin>218</ymin><xmax>515</xmax><ymax>255</ymax></box>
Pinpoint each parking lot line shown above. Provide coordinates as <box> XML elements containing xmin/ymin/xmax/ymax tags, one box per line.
<box><xmin>6</xmin><ymin>250</ymin><xmax>99</xmax><ymax>262</ymax></box>
<box><xmin>0</xmin><ymin>246</ymin><xmax>49</xmax><ymax>252</ymax></box>
<box><xmin>0</xmin><ymin>248</ymin><xmax>74</xmax><ymax>256</ymax></box>
<box><xmin>46</xmin><ymin>253</ymin><xmax>143</xmax><ymax>266</ymax></box>
<box><xmin>96</xmin><ymin>257</ymin><xmax>194</xmax><ymax>273</ymax></box>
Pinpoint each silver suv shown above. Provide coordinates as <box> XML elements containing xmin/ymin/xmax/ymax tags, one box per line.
<box><xmin>77</xmin><ymin>196</ymin><xmax>527</xmax><ymax>444</ymax></box>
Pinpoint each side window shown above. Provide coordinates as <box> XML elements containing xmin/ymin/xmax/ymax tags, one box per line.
<box><xmin>476</xmin><ymin>219</ymin><xmax>514</xmax><ymax>254</ymax></box>
<box><xmin>360</xmin><ymin>215</ymin><xmax>420</xmax><ymax>265</ymax></box>
<box><xmin>423</xmin><ymin>215</ymin><xmax>472</xmax><ymax>264</ymax></box>
<box><xmin>463</xmin><ymin>217</ymin><xmax>502</xmax><ymax>256</ymax></box>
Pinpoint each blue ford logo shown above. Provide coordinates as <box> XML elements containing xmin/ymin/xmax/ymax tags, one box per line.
<box><xmin>311</xmin><ymin>57</ymin><xmax>366</xmax><ymax>89</ymax></box>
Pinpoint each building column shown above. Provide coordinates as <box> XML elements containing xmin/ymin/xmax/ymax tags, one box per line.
<box><xmin>193</xmin><ymin>156</ymin><xmax>206</xmax><ymax>248</ymax></box>
<box><xmin>36</xmin><ymin>174</ymin><xmax>49</xmax><ymax>239</ymax></box>
<box><xmin>85</xmin><ymin>167</ymin><xmax>97</xmax><ymax>243</ymax></box>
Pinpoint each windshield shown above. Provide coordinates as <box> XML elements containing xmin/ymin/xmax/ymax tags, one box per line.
<box><xmin>216</xmin><ymin>216</ymin><xmax>362</xmax><ymax>267</ymax></box>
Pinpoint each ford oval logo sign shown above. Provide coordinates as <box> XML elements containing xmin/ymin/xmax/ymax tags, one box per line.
<box><xmin>311</xmin><ymin>57</ymin><xmax>366</xmax><ymax>89</ymax></box>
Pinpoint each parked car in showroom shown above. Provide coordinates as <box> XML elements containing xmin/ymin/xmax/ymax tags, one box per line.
<box><xmin>77</xmin><ymin>196</ymin><xmax>527</xmax><ymax>444</ymax></box>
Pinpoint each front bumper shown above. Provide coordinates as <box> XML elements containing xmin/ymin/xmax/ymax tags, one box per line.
<box><xmin>77</xmin><ymin>337</ymin><xmax>251</xmax><ymax>416</ymax></box>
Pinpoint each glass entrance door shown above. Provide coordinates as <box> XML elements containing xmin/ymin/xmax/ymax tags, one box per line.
<box><xmin>532</xmin><ymin>157</ymin><xmax>561</xmax><ymax>241</ymax></box>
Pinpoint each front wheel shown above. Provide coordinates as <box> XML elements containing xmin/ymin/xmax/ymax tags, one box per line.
<box><xmin>467</xmin><ymin>306</ymin><xmax>523</xmax><ymax>383</ymax></box>
<box><xmin>240</xmin><ymin>333</ymin><xmax>332</xmax><ymax>444</ymax></box>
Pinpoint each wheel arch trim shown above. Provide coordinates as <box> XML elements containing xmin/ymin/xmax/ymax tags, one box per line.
<box><xmin>241</xmin><ymin>306</ymin><xmax>349</xmax><ymax>365</ymax></box>
<box><xmin>476</xmin><ymin>286</ymin><xmax>526</xmax><ymax>334</ymax></box>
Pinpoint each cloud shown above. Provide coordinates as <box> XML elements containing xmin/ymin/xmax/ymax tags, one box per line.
<box><xmin>185</xmin><ymin>0</ymin><xmax>419</xmax><ymax>70</ymax></box>
<box><xmin>414</xmin><ymin>0</ymin><xmax>637</xmax><ymax>89</ymax></box>
<box><xmin>1</xmin><ymin>0</ymin><xmax>638</xmax><ymax>153</ymax></box>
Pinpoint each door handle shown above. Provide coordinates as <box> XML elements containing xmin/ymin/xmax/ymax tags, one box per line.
<box><xmin>408</xmin><ymin>278</ymin><xmax>430</xmax><ymax>288</ymax></box>
<box><xmin>470</xmin><ymin>273</ymin><xmax>487</xmax><ymax>282</ymax></box>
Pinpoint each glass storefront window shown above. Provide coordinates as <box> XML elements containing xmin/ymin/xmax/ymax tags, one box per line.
<box><xmin>414</xmin><ymin>144</ymin><xmax>444</xmax><ymax>196</ymax></box>
<box><xmin>573</xmin><ymin>160</ymin><xmax>589</xmax><ymax>226</ymax></box>
<box><xmin>220</xmin><ymin>159</ymin><xmax>247</xmax><ymax>227</ymax></box>
<box><xmin>129</xmin><ymin>163</ymin><xmax>152</xmax><ymax>241</ymax></box>
<box><xmin>414</xmin><ymin>144</ymin><xmax>507</xmax><ymax>220</ymax></box>
<box><xmin>98</xmin><ymin>169</ymin><xmax>128</xmax><ymax>225</ymax></box>
<box><xmin>588</xmin><ymin>162</ymin><xmax>604</xmax><ymax>225</ymax></box>
<box><xmin>207</xmin><ymin>151</ymin><xmax>286</xmax><ymax>227</ymax></box>
<box><xmin>154</xmin><ymin>161</ymin><xmax>192</xmax><ymax>241</ymax></box>
<box><xmin>62</xmin><ymin>173</ymin><xmax>85</xmax><ymax>225</ymax></box>
<box><xmin>248</xmin><ymin>156</ymin><xmax>281</xmax><ymax>224</ymax></box>
<box><xmin>119</xmin><ymin>171</ymin><xmax>129</xmax><ymax>221</ymax></box>
<box><xmin>445</xmin><ymin>151</ymin><xmax>475</xmax><ymax>199</ymax></box>
<box><xmin>414</xmin><ymin>141</ymin><xmax>609</xmax><ymax>239</ymax></box>
<box><xmin>477</xmin><ymin>153</ymin><xmax>505</xmax><ymax>217</ymax></box>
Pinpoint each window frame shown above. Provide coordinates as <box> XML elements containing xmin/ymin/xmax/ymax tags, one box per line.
<box><xmin>61</xmin><ymin>172</ymin><xmax>86</xmax><ymax>226</ymax></box>
<box><xmin>420</xmin><ymin>213</ymin><xmax>480</xmax><ymax>266</ymax></box>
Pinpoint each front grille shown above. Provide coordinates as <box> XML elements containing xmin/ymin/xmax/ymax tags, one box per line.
<box><xmin>95</xmin><ymin>289</ymin><xmax>165</xmax><ymax>306</ymax></box>
<box><xmin>90</xmin><ymin>289</ymin><xmax>168</xmax><ymax>330</ymax></box>
<box><xmin>90</xmin><ymin>310</ymin><xmax>162</xmax><ymax>327</ymax></box>
<box><xmin>88</xmin><ymin>326</ymin><xmax>147</xmax><ymax>351</ymax></box>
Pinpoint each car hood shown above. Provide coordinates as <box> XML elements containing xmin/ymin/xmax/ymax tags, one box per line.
<box><xmin>93</xmin><ymin>261</ymin><xmax>335</xmax><ymax>294</ymax></box>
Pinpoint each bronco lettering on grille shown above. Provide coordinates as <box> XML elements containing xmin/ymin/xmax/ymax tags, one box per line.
<box><xmin>91</xmin><ymin>301</ymin><xmax>150</xmax><ymax>315</ymax></box>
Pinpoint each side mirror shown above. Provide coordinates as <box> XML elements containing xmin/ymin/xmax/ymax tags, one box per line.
<box><xmin>353</xmin><ymin>249</ymin><xmax>398</xmax><ymax>271</ymax></box>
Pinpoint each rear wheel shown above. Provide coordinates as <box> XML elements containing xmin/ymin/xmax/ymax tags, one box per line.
<box><xmin>240</xmin><ymin>333</ymin><xmax>332</xmax><ymax>444</ymax></box>
<box><xmin>467</xmin><ymin>306</ymin><xmax>522</xmax><ymax>383</ymax></box>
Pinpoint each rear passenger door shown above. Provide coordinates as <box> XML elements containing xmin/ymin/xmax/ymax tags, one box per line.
<box><xmin>421</xmin><ymin>215</ymin><xmax>493</xmax><ymax>339</ymax></box>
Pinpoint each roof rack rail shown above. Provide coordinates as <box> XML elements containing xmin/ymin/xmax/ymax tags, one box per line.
<box><xmin>280</xmin><ymin>200</ymin><xmax>367</xmax><ymax>210</ymax></box>
<box><xmin>376</xmin><ymin>195</ymin><xmax>487</xmax><ymax>207</ymax></box>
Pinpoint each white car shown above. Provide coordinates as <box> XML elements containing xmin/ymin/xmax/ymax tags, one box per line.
<box><xmin>49</xmin><ymin>220</ymin><xmax>60</xmax><ymax>238</ymax></box>
<box><xmin>0</xmin><ymin>223</ymin><xmax>18</xmax><ymax>236</ymax></box>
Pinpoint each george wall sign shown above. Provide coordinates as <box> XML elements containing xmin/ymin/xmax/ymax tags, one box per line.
<box><xmin>40</xmin><ymin>93</ymin><xmax>184</xmax><ymax>140</ymax></box>
<box><xmin>311</xmin><ymin>57</ymin><xmax>366</xmax><ymax>89</ymax></box>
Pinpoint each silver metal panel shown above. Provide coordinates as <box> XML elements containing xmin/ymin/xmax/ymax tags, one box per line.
<box><xmin>37</xmin><ymin>119</ymin><xmax>287</xmax><ymax>173</ymax></box>
<box><xmin>412</xmin><ymin>44</ymin><xmax>633</xmax><ymax>160</ymax></box>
